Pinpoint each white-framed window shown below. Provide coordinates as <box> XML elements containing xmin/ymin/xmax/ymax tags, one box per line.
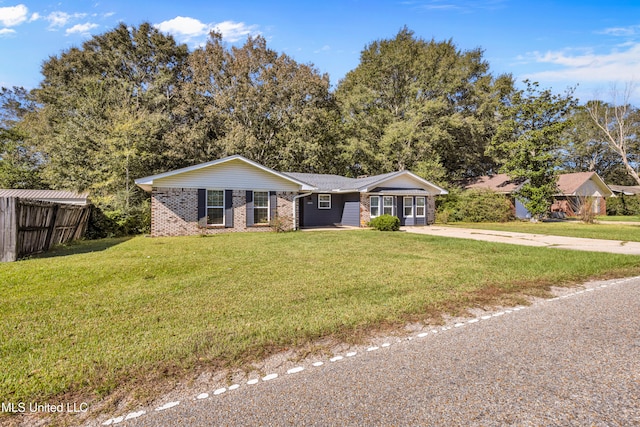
<box><xmin>370</xmin><ymin>196</ymin><xmax>380</xmax><ymax>218</ymax></box>
<box><xmin>318</xmin><ymin>194</ymin><xmax>331</xmax><ymax>209</ymax></box>
<box><xmin>416</xmin><ymin>196</ymin><xmax>426</xmax><ymax>217</ymax></box>
<box><xmin>383</xmin><ymin>196</ymin><xmax>394</xmax><ymax>216</ymax></box>
<box><xmin>207</xmin><ymin>190</ymin><xmax>224</xmax><ymax>225</ymax></box>
<box><xmin>403</xmin><ymin>196</ymin><xmax>413</xmax><ymax>217</ymax></box>
<box><xmin>254</xmin><ymin>191</ymin><xmax>269</xmax><ymax>224</ymax></box>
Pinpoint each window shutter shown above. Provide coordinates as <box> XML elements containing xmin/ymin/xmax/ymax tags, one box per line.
<box><xmin>269</xmin><ymin>191</ymin><xmax>277</xmax><ymax>220</ymax></box>
<box><xmin>225</xmin><ymin>190</ymin><xmax>233</xmax><ymax>228</ymax></box>
<box><xmin>197</xmin><ymin>189</ymin><xmax>207</xmax><ymax>228</ymax></box>
<box><xmin>246</xmin><ymin>191</ymin><xmax>254</xmax><ymax>226</ymax></box>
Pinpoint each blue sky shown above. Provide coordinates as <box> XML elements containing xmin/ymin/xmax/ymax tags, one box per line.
<box><xmin>1</xmin><ymin>0</ymin><xmax>640</xmax><ymax>104</ymax></box>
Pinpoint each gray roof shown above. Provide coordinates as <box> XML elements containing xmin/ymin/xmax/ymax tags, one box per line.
<box><xmin>284</xmin><ymin>171</ymin><xmax>399</xmax><ymax>192</ymax></box>
<box><xmin>0</xmin><ymin>189</ymin><xmax>89</xmax><ymax>205</ymax></box>
<box><xmin>608</xmin><ymin>184</ymin><xmax>640</xmax><ymax>196</ymax></box>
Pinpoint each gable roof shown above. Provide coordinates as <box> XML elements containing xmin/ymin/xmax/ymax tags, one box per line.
<box><xmin>136</xmin><ymin>155</ymin><xmax>447</xmax><ymax>195</ymax></box>
<box><xmin>135</xmin><ymin>155</ymin><xmax>316</xmax><ymax>192</ymax></box>
<box><xmin>556</xmin><ymin>172</ymin><xmax>612</xmax><ymax>196</ymax></box>
<box><xmin>465</xmin><ymin>172</ymin><xmax>613</xmax><ymax>197</ymax></box>
<box><xmin>283</xmin><ymin>172</ymin><xmax>361</xmax><ymax>192</ymax></box>
<box><xmin>285</xmin><ymin>170</ymin><xmax>447</xmax><ymax>194</ymax></box>
<box><xmin>0</xmin><ymin>189</ymin><xmax>89</xmax><ymax>205</ymax></box>
<box><xmin>464</xmin><ymin>174</ymin><xmax>526</xmax><ymax>194</ymax></box>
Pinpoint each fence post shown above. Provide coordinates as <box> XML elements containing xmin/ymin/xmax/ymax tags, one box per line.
<box><xmin>1</xmin><ymin>197</ymin><xmax>18</xmax><ymax>262</ymax></box>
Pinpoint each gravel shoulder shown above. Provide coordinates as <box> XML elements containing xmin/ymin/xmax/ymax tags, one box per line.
<box><xmin>93</xmin><ymin>276</ymin><xmax>640</xmax><ymax>427</ymax></box>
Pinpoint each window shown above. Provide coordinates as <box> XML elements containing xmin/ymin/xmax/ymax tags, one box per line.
<box><xmin>254</xmin><ymin>191</ymin><xmax>269</xmax><ymax>224</ymax></box>
<box><xmin>207</xmin><ymin>190</ymin><xmax>224</xmax><ymax>225</ymax></box>
<box><xmin>370</xmin><ymin>196</ymin><xmax>380</xmax><ymax>218</ymax></box>
<box><xmin>383</xmin><ymin>196</ymin><xmax>394</xmax><ymax>216</ymax></box>
<box><xmin>416</xmin><ymin>197</ymin><xmax>426</xmax><ymax>217</ymax></box>
<box><xmin>403</xmin><ymin>196</ymin><xmax>413</xmax><ymax>217</ymax></box>
<box><xmin>318</xmin><ymin>194</ymin><xmax>331</xmax><ymax>209</ymax></box>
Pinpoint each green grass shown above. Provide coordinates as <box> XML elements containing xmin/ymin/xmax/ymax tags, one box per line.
<box><xmin>596</xmin><ymin>215</ymin><xmax>640</xmax><ymax>222</ymax></box>
<box><xmin>444</xmin><ymin>220</ymin><xmax>640</xmax><ymax>241</ymax></box>
<box><xmin>2</xmin><ymin>231</ymin><xmax>640</xmax><ymax>407</ymax></box>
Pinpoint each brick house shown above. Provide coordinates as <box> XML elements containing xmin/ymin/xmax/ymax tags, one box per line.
<box><xmin>135</xmin><ymin>155</ymin><xmax>447</xmax><ymax>237</ymax></box>
<box><xmin>465</xmin><ymin>171</ymin><xmax>613</xmax><ymax>219</ymax></box>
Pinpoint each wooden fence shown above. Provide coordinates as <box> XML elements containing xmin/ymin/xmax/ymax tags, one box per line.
<box><xmin>0</xmin><ymin>197</ymin><xmax>91</xmax><ymax>262</ymax></box>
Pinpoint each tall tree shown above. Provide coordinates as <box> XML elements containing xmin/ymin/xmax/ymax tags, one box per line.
<box><xmin>30</xmin><ymin>22</ymin><xmax>189</xmax><ymax>208</ymax></box>
<box><xmin>335</xmin><ymin>27</ymin><xmax>514</xmax><ymax>181</ymax></box>
<box><xmin>177</xmin><ymin>32</ymin><xmax>343</xmax><ymax>173</ymax></box>
<box><xmin>560</xmin><ymin>104</ymin><xmax>630</xmax><ymax>184</ymax></box>
<box><xmin>585</xmin><ymin>83</ymin><xmax>640</xmax><ymax>185</ymax></box>
<box><xmin>488</xmin><ymin>80</ymin><xmax>577</xmax><ymax>218</ymax></box>
<box><xmin>0</xmin><ymin>86</ymin><xmax>44</xmax><ymax>188</ymax></box>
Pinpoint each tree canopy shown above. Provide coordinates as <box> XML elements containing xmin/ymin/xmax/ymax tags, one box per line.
<box><xmin>488</xmin><ymin>80</ymin><xmax>577</xmax><ymax>218</ymax></box>
<box><xmin>335</xmin><ymin>27</ymin><xmax>514</xmax><ymax>183</ymax></box>
<box><xmin>2</xmin><ymin>22</ymin><xmax>626</xmax><ymax>232</ymax></box>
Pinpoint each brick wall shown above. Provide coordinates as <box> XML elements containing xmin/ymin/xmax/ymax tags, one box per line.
<box><xmin>151</xmin><ymin>188</ymin><xmax>297</xmax><ymax>236</ymax></box>
<box><xmin>359</xmin><ymin>193</ymin><xmax>370</xmax><ymax>226</ymax></box>
<box><xmin>151</xmin><ymin>188</ymin><xmax>199</xmax><ymax>237</ymax></box>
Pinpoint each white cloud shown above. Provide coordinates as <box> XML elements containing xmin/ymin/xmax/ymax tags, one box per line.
<box><xmin>0</xmin><ymin>28</ymin><xmax>16</xmax><ymax>36</ymax></box>
<box><xmin>0</xmin><ymin>4</ymin><xmax>29</xmax><ymax>27</ymax></box>
<box><xmin>155</xmin><ymin>16</ymin><xmax>258</xmax><ymax>44</ymax></box>
<box><xmin>213</xmin><ymin>20</ymin><xmax>258</xmax><ymax>42</ymax></box>
<box><xmin>598</xmin><ymin>25</ymin><xmax>640</xmax><ymax>37</ymax></box>
<box><xmin>45</xmin><ymin>11</ymin><xmax>87</xmax><ymax>29</ymax></box>
<box><xmin>29</xmin><ymin>12</ymin><xmax>40</xmax><ymax>22</ymax></box>
<box><xmin>155</xmin><ymin>16</ymin><xmax>208</xmax><ymax>41</ymax></box>
<box><xmin>66</xmin><ymin>22</ymin><xmax>99</xmax><ymax>36</ymax></box>
<box><xmin>522</xmin><ymin>43</ymin><xmax>640</xmax><ymax>83</ymax></box>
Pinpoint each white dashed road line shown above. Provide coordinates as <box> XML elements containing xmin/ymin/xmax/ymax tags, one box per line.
<box><xmin>100</xmin><ymin>276</ymin><xmax>638</xmax><ymax>426</ymax></box>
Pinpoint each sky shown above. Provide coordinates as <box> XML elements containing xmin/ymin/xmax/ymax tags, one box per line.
<box><xmin>1</xmin><ymin>0</ymin><xmax>640</xmax><ymax>104</ymax></box>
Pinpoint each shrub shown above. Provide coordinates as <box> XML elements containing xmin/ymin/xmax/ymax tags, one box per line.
<box><xmin>270</xmin><ymin>215</ymin><xmax>292</xmax><ymax>232</ymax></box>
<box><xmin>607</xmin><ymin>194</ymin><xmax>640</xmax><ymax>216</ymax></box>
<box><xmin>369</xmin><ymin>214</ymin><xmax>400</xmax><ymax>231</ymax></box>
<box><xmin>85</xmin><ymin>200</ymin><xmax>150</xmax><ymax>239</ymax></box>
<box><xmin>436</xmin><ymin>188</ymin><xmax>514</xmax><ymax>223</ymax></box>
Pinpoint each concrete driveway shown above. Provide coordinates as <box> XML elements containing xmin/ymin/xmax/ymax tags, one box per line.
<box><xmin>402</xmin><ymin>225</ymin><xmax>640</xmax><ymax>255</ymax></box>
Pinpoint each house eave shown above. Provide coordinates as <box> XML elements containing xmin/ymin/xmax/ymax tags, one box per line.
<box><xmin>134</xmin><ymin>155</ymin><xmax>316</xmax><ymax>192</ymax></box>
<box><xmin>358</xmin><ymin>171</ymin><xmax>448</xmax><ymax>195</ymax></box>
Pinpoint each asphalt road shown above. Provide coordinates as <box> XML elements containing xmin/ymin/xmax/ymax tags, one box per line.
<box><xmin>107</xmin><ymin>277</ymin><xmax>640</xmax><ymax>427</ymax></box>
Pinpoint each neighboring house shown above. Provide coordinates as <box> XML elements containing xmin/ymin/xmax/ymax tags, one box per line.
<box><xmin>464</xmin><ymin>172</ymin><xmax>613</xmax><ymax>219</ymax></box>
<box><xmin>608</xmin><ymin>184</ymin><xmax>640</xmax><ymax>196</ymax></box>
<box><xmin>0</xmin><ymin>189</ymin><xmax>89</xmax><ymax>205</ymax></box>
<box><xmin>464</xmin><ymin>174</ymin><xmax>530</xmax><ymax>219</ymax></box>
<box><xmin>135</xmin><ymin>155</ymin><xmax>448</xmax><ymax>237</ymax></box>
<box><xmin>551</xmin><ymin>172</ymin><xmax>613</xmax><ymax>216</ymax></box>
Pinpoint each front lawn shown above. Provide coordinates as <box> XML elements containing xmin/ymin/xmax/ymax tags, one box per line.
<box><xmin>596</xmin><ymin>215</ymin><xmax>640</xmax><ymax>222</ymax></box>
<box><xmin>2</xmin><ymin>231</ymin><xmax>639</xmax><ymax>410</ymax></box>
<box><xmin>444</xmin><ymin>221</ymin><xmax>640</xmax><ymax>241</ymax></box>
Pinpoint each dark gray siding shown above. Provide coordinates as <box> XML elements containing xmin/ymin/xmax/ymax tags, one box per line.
<box><xmin>341</xmin><ymin>194</ymin><xmax>361</xmax><ymax>226</ymax></box>
<box><xmin>301</xmin><ymin>193</ymin><xmax>359</xmax><ymax>227</ymax></box>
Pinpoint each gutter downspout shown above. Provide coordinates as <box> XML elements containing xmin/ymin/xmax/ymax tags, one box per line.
<box><xmin>292</xmin><ymin>192</ymin><xmax>313</xmax><ymax>231</ymax></box>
